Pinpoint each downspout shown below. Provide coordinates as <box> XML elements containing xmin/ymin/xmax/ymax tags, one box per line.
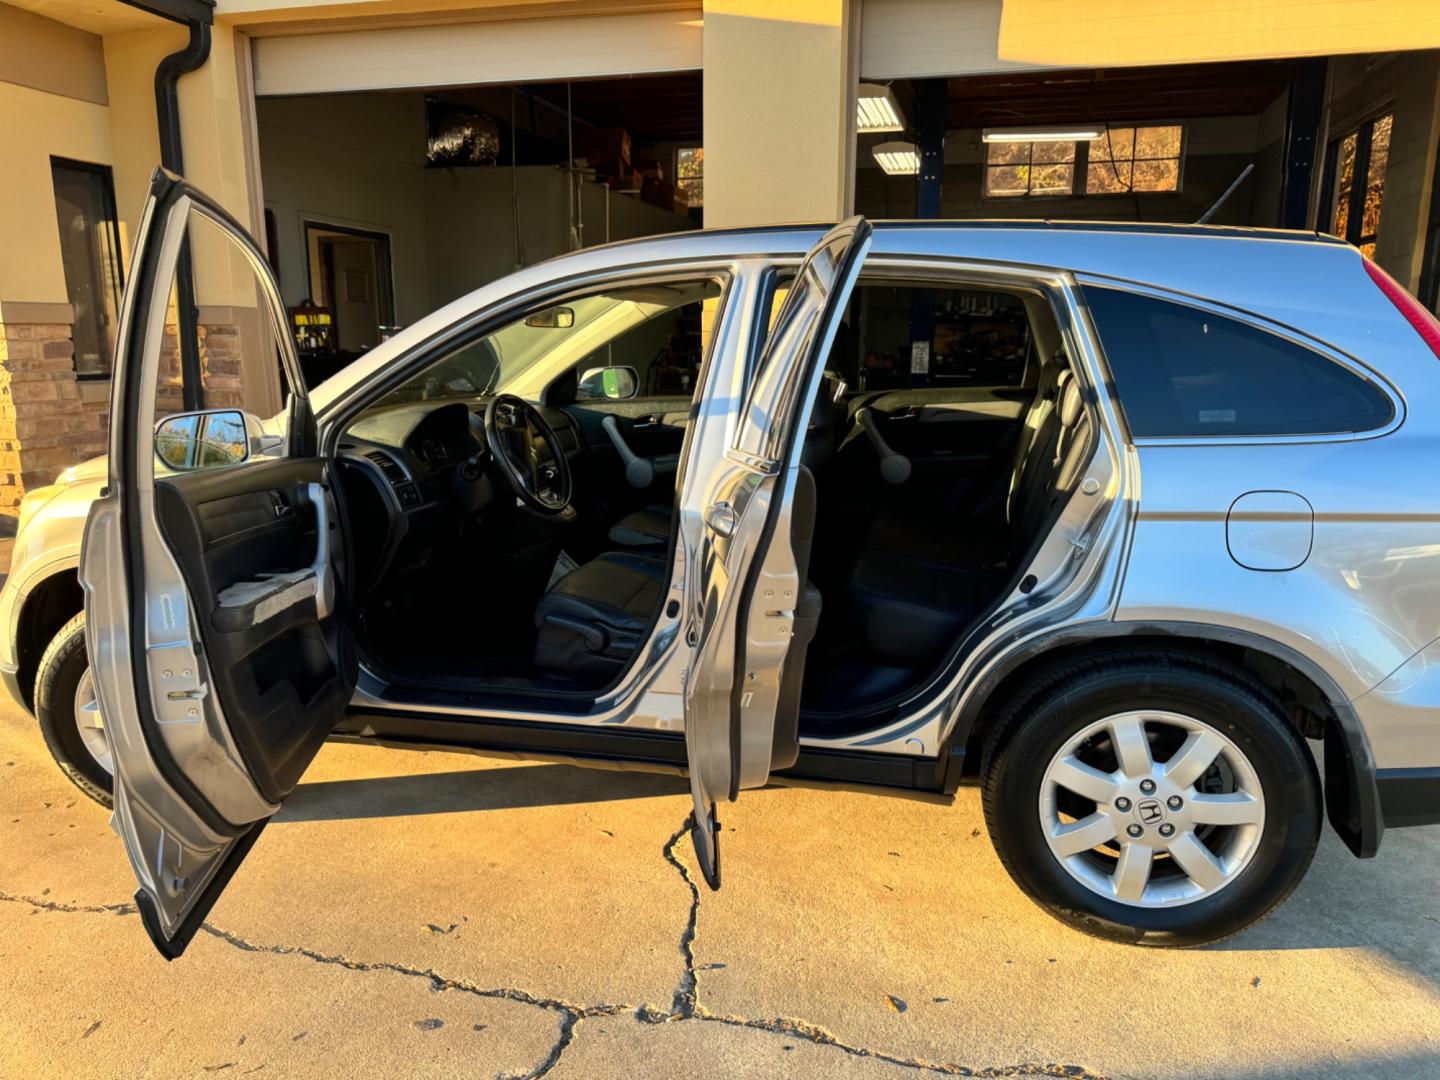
<box><xmin>155</xmin><ymin>20</ymin><xmax>212</xmax><ymax>411</ymax></box>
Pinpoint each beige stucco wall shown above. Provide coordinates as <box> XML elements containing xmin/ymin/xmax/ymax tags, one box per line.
<box><xmin>0</xmin><ymin>3</ymin><xmax>108</xmax><ymax>105</ymax></box>
<box><xmin>0</xmin><ymin>82</ymin><xmax>114</xmax><ymax>305</ymax></box>
<box><xmin>702</xmin><ymin>0</ymin><xmax>857</xmax><ymax>227</ymax></box>
<box><xmin>997</xmin><ymin>0</ymin><xmax>1440</xmax><ymax>68</ymax></box>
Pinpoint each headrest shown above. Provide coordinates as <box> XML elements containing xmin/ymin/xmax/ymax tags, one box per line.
<box><xmin>1058</xmin><ymin>375</ymin><xmax>1083</xmax><ymax>429</ymax></box>
<box><xmin>1042</xmin><ymin>357</ymin><xmax>1070</xmax><ymax>399</ymax></box>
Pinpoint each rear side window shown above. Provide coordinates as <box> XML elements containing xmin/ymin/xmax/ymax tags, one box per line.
<box><xmin>1083</xmin><ymin>286</ymin><xmax>1394</xmax><ymax>437</ymax></box>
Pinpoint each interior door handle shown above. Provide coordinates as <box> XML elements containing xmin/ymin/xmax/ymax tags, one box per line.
<box><xmin>704</xmin><ymin>501</ymin><xmax>738</xmax><ymax>538</ymax></box>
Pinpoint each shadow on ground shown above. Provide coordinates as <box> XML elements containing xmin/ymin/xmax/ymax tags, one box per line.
<box><xmin>279</xmin><ymin>762</ymin><xmax>687</xmax><ymax>822</ymax></box>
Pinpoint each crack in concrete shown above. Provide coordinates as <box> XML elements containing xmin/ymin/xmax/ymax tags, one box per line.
<box><xmin>195</xmin><ymin>922</ymin><xmax>625</xmax><ymax>1080</ymax></box>
<box><xmin>0</xmin><ymin>821</ymin><xmax>1106</xmax><ymax>1080</ymax></box>
<box><xmin>0</xmin><ymin>890</ymin><xmax>609</xmax><ymax>1080</ymax></box>
<box><xmin>646</xmin><ymin>822</ymin><xmax>1107</xmax><ymax>1079</ymax></box>
<box><xmin>659</xmin><ymin>817</ymin><xmax>701</xmax><ymax>1020</ymax></box>
<box><xmin>0</xmin><ymin>892</ymin><xmax>135</xmax><ymax>917</ymax></box>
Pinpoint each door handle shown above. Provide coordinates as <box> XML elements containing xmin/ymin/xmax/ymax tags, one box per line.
<box><xmin>704</xmin><ymin>501</ymin><xmax>738</xmax><ymax>538</ymax></box>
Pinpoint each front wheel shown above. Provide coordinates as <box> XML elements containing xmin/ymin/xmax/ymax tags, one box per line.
<box><xmin>35</xmin><ymin>612</ymin><xmax>113</xmax><ymax>808</ymax></box>
<box><xmin>982</xmin><ymin>652</ymin><xmax>1320</xmax><ymax>946</ymax></box>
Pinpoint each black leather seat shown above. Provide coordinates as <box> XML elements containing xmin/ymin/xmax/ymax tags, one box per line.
<box><xmin>847</xmin><ymin>369</ymin><xmax>1091</xmax><ymax>664</ymax></box>
<box><xmin>609</xmin><ymin>504</ymin><xmax>671</xmax><ymax>548</ymax></box>
<box><xmin>536</xmin><ymin>469</ymin><xmax>823</xmax><ymax>736</ymax></box>
<box><xmin>532</xmin><ymin>552</ymin><xmax>666</xmax><ymax>678</ymax></box>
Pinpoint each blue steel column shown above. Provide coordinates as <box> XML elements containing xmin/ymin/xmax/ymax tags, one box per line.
<box><xmin>1278</xmin><ymin>58</ymin><xmax>1327</xmax><ymax>230</ymax></box>
<box><xmin>910</xmin><ymin>78</ymin><xmax>946</xmax><ymax>386</ymax></box>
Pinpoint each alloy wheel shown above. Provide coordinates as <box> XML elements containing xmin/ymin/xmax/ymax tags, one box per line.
<box><xmin>72</xmin><ymin>668</ymin><xmax>113</xmax><ymax>777</ymax></box>
<box><xmin>1038</xmin><ymin>710</ymin><xmax>1265</xmax><ymax>907</ymax></box>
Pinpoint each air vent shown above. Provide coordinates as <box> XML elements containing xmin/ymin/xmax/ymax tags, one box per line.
<box><xmin>365</xmin><ymin>450</ymin><xmax>421</xmax><ymax>507</ymax></box>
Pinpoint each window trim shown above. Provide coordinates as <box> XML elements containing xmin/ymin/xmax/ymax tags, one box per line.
<box><xmin>50</xmin><ymin>155</ymin><xmax>125</xmax><ymax>381</ymax></box>
<box><xmin>1075</xmin><ymin>274</ymin><xmax>1404</xmax><ymax>446</ymax></box>
<box><xmin>981</xmin><ymin>124</ymin><xmax>1187</xmax><ymax>202</ymax></box>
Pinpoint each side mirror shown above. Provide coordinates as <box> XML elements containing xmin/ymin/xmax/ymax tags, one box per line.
<box><xmin>525</xmin><ymin>306</ymin><xmax>575</xmax><ymax>329</ymax></box>
<box><xmin>154</xmin><ymin>409</ymin><xmax>264</xmax><ymax>472</ymax></box>
<box><xmin>576</xmin><ymin>365</ymin><xmax>639</xmax><ymax>401</ymax></box>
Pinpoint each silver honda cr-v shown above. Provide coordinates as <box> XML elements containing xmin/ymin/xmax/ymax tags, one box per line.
<box><xmin>3</xmin><ymin>170</ymin><xmax>1437</xmax><ymax>958</ymax></box>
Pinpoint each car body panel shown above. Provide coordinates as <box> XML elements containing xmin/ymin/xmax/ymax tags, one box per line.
<box><xmin>2</xmin><ymin>214</ymin><xmax>1437</xmax><ymax>874</ymax></box>
<box><xmin>1353</xmin><ymin>635</ymin><xmax>1440</xmax><ymax>770</ymax></box>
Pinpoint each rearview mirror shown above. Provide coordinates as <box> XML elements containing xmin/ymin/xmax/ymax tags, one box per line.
<box><xmin>525</xmin><ymin>306</ymin><xmax>575</xmax><ymax>329</ymax></box>
<box><xmin>155</xmin><ymin>409</ymin><xmax>259</xmax><ymax>472</ymax></box>
<box><xmin>577</xmin><ymin>365</ymin><xmax>639</xmax><ymax>401</ymax></box>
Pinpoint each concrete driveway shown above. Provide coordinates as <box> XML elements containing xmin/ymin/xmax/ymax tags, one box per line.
<box><xmin>2</xmin><ymin>701</ymin><xmax>1439</xmax><ymax>1080</ymax></box>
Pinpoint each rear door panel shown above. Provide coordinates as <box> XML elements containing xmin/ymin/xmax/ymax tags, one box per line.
<box><xmin>682</xmin><ymin>219</ymin><xmax>873</xmax><ymax>887</ymax></box>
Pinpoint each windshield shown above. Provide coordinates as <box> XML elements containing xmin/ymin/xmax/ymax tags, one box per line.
<box><xmin>389</xmin><ymin>282</ymin><xmax>721</xmax><ymax>403</ymax></box>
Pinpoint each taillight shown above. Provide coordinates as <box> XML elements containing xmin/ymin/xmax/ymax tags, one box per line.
<box><xmin>1364</xmin><ymin>257</ymin><xmax>1440</xmax><ymax>360</ymax></box>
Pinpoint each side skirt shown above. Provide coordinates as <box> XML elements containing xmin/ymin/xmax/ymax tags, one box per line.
<box><xmin>333</xmin><ymin>709</ymin><xmax>948</xmax><ymax>792</ymax></box>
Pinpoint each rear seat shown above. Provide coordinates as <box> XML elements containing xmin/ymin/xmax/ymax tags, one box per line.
<box><xmin>848</xmin><ymin>369</ymin><xmax>1092</xmax><ymax>664</ymax></box>
<box><xmin>859</xmin><ymin>356</ymin><xmax>1070</xmax><ymax>566</ymax></box>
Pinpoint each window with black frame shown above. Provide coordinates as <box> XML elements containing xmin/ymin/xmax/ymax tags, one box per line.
<box><xmin>1323</xmin><ymin>113</ymin><xmax>1393</xmax><ymax>258</ymax></box>
<box><xmin>50</xmin><ymin>158</ymin><xmax>125</xmax><ymax>378</ymax></box>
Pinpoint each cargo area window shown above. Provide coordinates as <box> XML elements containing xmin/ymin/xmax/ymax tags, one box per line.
<box><xmin>1084</xmin><ymin>286</ymin><xmax>1394</xmax><ymax>438</ymax></box>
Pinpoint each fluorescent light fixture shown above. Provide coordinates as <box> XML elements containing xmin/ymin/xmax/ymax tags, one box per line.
<box><xmin>872</xmin><ymin>141</ymin><xmax>920</xmax><ymax>176</ymax></box>
<box><xmin>857</xmin><ymin>83</ymin><xmax>904</xmax><ymax>132</ymax></box>
<box><xmin>982</xmin><ymin>125</ymin><xmax>1105</xmax><ymax>144</ymax></box>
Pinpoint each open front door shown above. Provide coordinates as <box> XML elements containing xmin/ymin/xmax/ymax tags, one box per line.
<box><xmin>79</xmin><ymin>170</ymin><xmax>356</xmax><ymax>958</ymax></box>
<box><xmin>683</xmin><ymin>218</ymin><xmax>872</xmax><ymax>887</ymax></box>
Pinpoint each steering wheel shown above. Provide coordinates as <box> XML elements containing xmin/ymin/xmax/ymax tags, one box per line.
<box><xmin>483</xmin><ymin>394</ymin><xmax>573</xmax><ymax>514</ymax></box>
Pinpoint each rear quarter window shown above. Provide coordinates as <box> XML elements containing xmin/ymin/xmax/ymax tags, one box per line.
<box><xmin>1082</xmin><ymin>285</ymin><xmax>1394</xmax><ymax>437</ymax></box>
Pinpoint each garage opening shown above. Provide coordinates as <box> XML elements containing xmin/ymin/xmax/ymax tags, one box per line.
<box><xmin>854</xmin><ymin>59</ymin><xmax>1308</xmax><ymax>227</ymax></box>
<box><xmin>255</xmin><ymin>71</ymin><xmax>702</xmax><ymax>386</ymax></box>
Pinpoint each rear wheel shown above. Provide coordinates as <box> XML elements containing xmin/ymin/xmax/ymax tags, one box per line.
<box><xmin>982</xmin><ymin>651</ymin><xmax>1320</xmax><ymax>946</ymax></box>
<box><xmin>35</xmin><ymin>612</ymin><xmax>113</xmax><ymax>808</ymax></box>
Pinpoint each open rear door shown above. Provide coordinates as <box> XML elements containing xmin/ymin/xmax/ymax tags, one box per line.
<box><xmin>682</xmin><ymin>218</ymin><xmax>872</xmax><ymax>887</ymax></box>
<box><xmin>80</xmin><ymin>170</ymin><xmax>356</xmax><ymax>958</ymax></box>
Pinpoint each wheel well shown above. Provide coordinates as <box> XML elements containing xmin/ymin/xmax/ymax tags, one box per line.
<box><xmin>16</xmin><ymin>569</ymin><xmax>84</xmax><ymax>711</ymax></box>
<box><xmin>960</xmin><ymin>634</ymin><xmax>1336</xmax><ymax>779</ymax></box>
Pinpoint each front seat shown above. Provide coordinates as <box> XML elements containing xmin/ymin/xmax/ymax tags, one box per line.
<box><xmin>537</xmin><ymin>468</ymin><xmax>823</xmax><ymax>707</ymax></box>
<box><xmin>532</xmin><ymin>552</ymin><xmax>667</xmax><ymax>679</ymax></box>
<box><xmin>607</xmin><ymin>373</ymin><xmax>842</xmax><ymax>550</ymax></box>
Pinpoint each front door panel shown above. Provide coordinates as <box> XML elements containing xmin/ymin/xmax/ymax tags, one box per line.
<box><xmin>682</xmin><ymin>219</ymin><xmax>872</xmax><ymax>886</ymax></box>
<box><xmin>80</xmin><ymin>170</ymin><xmax>355</xmax><ymax>958</ymax></box>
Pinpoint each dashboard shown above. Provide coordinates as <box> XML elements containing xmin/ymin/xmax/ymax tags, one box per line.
<box><xmin>335</xmin><ymin>398</ymin><xmax>584</xmax><ymax>592</ymax></box>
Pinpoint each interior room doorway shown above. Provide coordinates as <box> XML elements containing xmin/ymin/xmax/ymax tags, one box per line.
<box><xmin>304</xmin><ymin>221</ymin><xmax>396</xmax><ymax>351</ymax></box>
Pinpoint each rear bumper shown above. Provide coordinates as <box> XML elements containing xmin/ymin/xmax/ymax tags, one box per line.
<box><xmin>1377</xmin><ymin>767</ymin><xmax>1440</xmax><ymax>829</ymax></box>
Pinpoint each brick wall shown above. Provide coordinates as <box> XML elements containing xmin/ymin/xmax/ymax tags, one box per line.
<box><xmin>199</xmin><ymin>323</ymin><xmax>245</xmax><ymax>409</ymax></box>
<box><xmin>0</xmin><ymin>315</ymin><xmax>246</xmax><ymax>516</ymax></box>
<box><xmin>0</xmin><ymin>316</ymin><xmax>108</xmax><ymax>516</ymax></box>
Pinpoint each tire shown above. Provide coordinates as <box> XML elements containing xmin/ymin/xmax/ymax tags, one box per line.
<box><xmin>981</xmin><ymin>649</ymin><xmax>1321</xmax><ymax>947</ymax></box>
<box><xmin>34</xmin><ymin>612</ymin><xmax>113</xmax><ymax>808</ymax></box>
